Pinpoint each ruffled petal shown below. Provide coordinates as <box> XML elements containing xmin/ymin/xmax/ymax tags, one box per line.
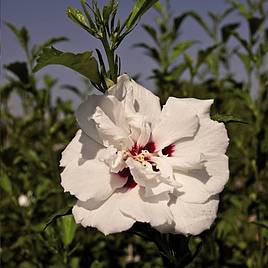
<box><xmin>126</xmin><ymin>158</ymin><xmax>177</xmax><ymax>197</ymax></box>
<box><xmin>120</xmin><ymin>187</ymin><xmax>173</xmax><ymax>228</ymax></box>
<box><xmin>170</xmin><ymin>195</ymin><xmax>219</xmax><ymax>235</ymax></box>
<box><xmin>170</xmin><ymin>98</ymin><xmax>214</xmax><ymax>118</ymax></box>
<box><xmin>60</xmin><ymin>130</ymin><xmax>83</xmax><ymax>167</ymax></box>
<box><xmin>92</xmin><ymin>106</ymin><xmax>132</xmax><ymax>148</ymax></box>
<box><xmin>174</xmin><ymin>117</ymin><xmax>229</xmax><ymax>156</ymax></box>
<box><xmin>152</xmin><ymin>97</ymin><xmax>199</xmax><ymax>151</ymax></box>
<box><xmin>174</xmin><ymin>154</ymin><xmax>229</xmax><ymax>203</ymax></box>
<box><xmin>76</xmin><ymin>94</ymin><xmax>129</xmax><ymax>145</ymax></box>
<box><xmin>166</xmin><ymin>153</ymin><xmax>204</xmax><ymax>171</ymax></box>
<box><xmin>108</xmin><ymin>74</ymin><xmax>161</xmax><ymax>127</ymax></box>
<box><xmin>61</xmin><ymin>134</ymin><xmax>127</xmax><ymax>202</ymax></box>
<box><xmin>127</xmin><ymin>113</ymin><xmax>151</xmax><ymax>147</ymax></box>
<box><xmin>73</xmin><ymin>190</ymin><xmax>135</xmax><ymax>235</ymax></box>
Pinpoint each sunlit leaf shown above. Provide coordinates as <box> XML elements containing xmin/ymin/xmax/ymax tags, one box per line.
<box><xmin>59</xmin><ymin>215</ymin><xmax>77</xmax><ymax>247</ymax></box>
<box><xmin>126</xmin><ymin>0</ymin><xmax>159</xmax><ymax>29</ymax></box>
<box><xmin>33</xmin><ymin>47</ymin><xmax>101</xmax><ymax>84</ymax></box>
<box><xmin>43</xmin><ymin>203</ymin><xmax>75</xmax><ymax>230</ymax></box>
<box><xmin>67</xmin><ymin>6</ymin><xmax>90</xmax><ymax>31</ymax></box>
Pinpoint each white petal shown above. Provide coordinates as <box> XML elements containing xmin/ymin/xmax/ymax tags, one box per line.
<box><xmin>126</xmin><ymin>158</ymin><xmax>158</xmax><ymax>186</ymax></box>
<box><xmin>108</xmin><ymin>74</ymin><xmax>161</xmax><ymax>127</ymax></box>
<box><xmin>174</xmin><ymin>154</ymin><xmax>229</xmax><ymax>203</ymax></box>
<box><xmin>166</xmin><ymin>154</ymin><xmax>204</xmax><ymax>171</ymax></box>
<box><xmin>73</xmin><ymin>190</ymin><xmax>135</xmax><ymax>235</ymax></box>
<box><xmin>126</xmin><ymin>158</ymin><xmax>176</xmax><ymax>197</ymax></box>
<box><xmin>151</xmin><ymin>156</ymin><xmax>173</xmax><ymax>179</ymax></box>
<box><xmin>170</xmin><ymin>195</ymin><xmax>219</xmax><ymax>235</ymax></box>
<box><xmin>127</xmin><ymin>113</ymin><xmax>151</xmax><ymax>147</ymax></box>
<box><xmin>174</xmin><ymin>117</ymin><xmax>229</xmax><ymax>156</ymax></box>
<box><xmin>99</xmin><ymin>146</ymin><xmax>126</xmax><ymax>173</ymax></box>
<box><xmin>76</xmin><ymin>95</ymin><xmax>104</xmax><ymax>144</ymax></box>
<box><xmin>171</xmin><ymin>98</ymin><xmax>214</xmax><ymax>118</ymax></box>
<box><xmin>92</xmin><ymin>106</ymin><xmax>132</xmax><ymax>148</ymax></box>
<box><xmin>60</xmin><ymin>130</ymin><xmax>83</xmax><ymax>167</ymax></box>
<box><xmin>152</xmin><ymin>97</ymin><xmax>199</xmax><ymax>151</ymax></box>
<box><xmin>61</xmin><ymin>136</ymin><xmax>127</xmax><ymax>202</ymax></box>
<box><xmin>76</xmin><ymin>94</ymin><xmax>129</xmax><ymax>145</ymax></box>
<box><xmin>201</xmin><ymin>154</ymin><xmax>229</xmax><ymax>194</ymax></box>
<box><xmin>120</xmin><ymin>187</ymin><xmax>173</xmax><ymax>228</ymax></box>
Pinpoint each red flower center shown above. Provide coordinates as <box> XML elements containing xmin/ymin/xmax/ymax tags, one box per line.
<box><xmin>117</xmin><ymin>141</ymin><xmax>175</xmax><ymax>189</ymax></box>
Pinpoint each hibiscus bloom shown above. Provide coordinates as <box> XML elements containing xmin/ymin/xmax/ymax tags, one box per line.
<box><xmin>60</xmin><ymin>74</ymin><xmax>229</xmax><ymax>235</ymax></box>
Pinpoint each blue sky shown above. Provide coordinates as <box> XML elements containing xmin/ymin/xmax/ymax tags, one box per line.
<box><xmin>1</xmin><ymin>0</ymin><xmax>250</xmax><ymax>107</ymax></box>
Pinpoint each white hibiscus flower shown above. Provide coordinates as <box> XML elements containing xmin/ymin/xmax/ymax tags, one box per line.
<box><xmin>60</xmin><ymin>74</ymin><xmax>229</xmax><ymax>236</ymax></box>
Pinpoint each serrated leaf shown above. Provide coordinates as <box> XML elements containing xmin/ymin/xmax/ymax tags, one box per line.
<box><xmin>4</xmin><ymin>62</ymin><xmax>29</xmax><ymax>84</ymax></box>
<box><xmin>0</xmin><ymin>174</ymin><xmax>13</xmax><ymax>195</ymax></box>
<box><xmin>59</xmin><ymin>215</ymin><xmax>77</xmax><ymax>247</ymax></box>
<box><xmin>213</xmin><ymin>114</ymin><xmax>248</xmax><ymax>124</ymax></box>
<box><xmin>33</xmin><ymin>47</ymin><xmax>101</xmax><ymax>84</ymax></box>
<box><xmin>171</xmin><ymin>41</ymin><xmax>197</xmax><ymax>61</ymax></box>
<box><xmin>126</xmin><ymin>0</ymin><xmax>158</xmax><ymax>29</ymax></box>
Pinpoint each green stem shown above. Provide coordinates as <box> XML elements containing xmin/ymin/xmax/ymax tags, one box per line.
<box><xmin>102</xmin><ymin>34</ymin><xmax>117</xmax><ymax>84</ymax></box>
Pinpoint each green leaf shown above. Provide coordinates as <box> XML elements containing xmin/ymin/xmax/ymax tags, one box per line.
<box><xmin>197</xmin><ymin>45</ymin><xmax>218</xmax><ymax>68</ymax></box>
<box><xmin>167</xmin><ymin>63</ymin><xmax>187</xmax><ymax>80</ymax></box>
<box><xmin>59</xmin><ymin>215</ymin><xmax>77</xmax><ymax>247</ymax></box>
<box><xmin>103</xmin><ymin>0</ymin><xmax>118</xmax><ymax>24</ymax></box>
<box><xmin>221</xmin><ymin>23</ymin><xmax>240</xmax><ymax>42</ymax></box>
<box><xmin>6</xmin><ymin>22</ymin><xmax>29</xmax><ymax>50</ymax></box>
<box><xmin>142</xmin><ymin>24</ymin><xmax>158</xmax><ymax>43</ymax></box>
<box><xmin>248</xmin><ymin>17</ymin><xmax>264</xmax><ymax>37</ymax></box>
<box><xmin>212</xmin><ymin>114</ymin><xmax>248</xmax><ymax>124</ymax></box>
<box><xmin>126</xmin><ymin>0</ymin><xmax>159</xmax><ymax>29</ymax></box>
<box><xmin>4</xmin><ymin>62</ymin><xmax>29</xmax><ymax>84</ymax></box>
<box><xmin>0</xmin><ymin>174</ymin><xmax>13</xmax><ymax>195</ymax></box>
<box><xmin>238</xmin><ymin>52</ymin><xmax>252</xmax><ymax>73</ymax></box>
<box><xmin>184</xmin><ymin>11</ymin><xmax>212</xmax><ymax>37</ymax></box>
<box><xmin>33</xmin><ymin>47</ymin><xmax>101</xmax><ymax>84</ymax></box>
<box><xmin>171</xmin><ymin>41</ymin><xmax>197</xmax><ymax>61</ymax></box>
<box><xmin>206</xmin><ymin>53</ymin><xmax>219</xmax><ymax>76</ymax></box>
<box><xmin>67</xmin><ymin>6</ymin><xmax>90</xmax><ymax>31</ymax></box>
<box><xmin>43</xmin><ymin>203</ymin><xmax>74</xmax><ymax>230</ymax></box>
<box><xmin>250</xmin><ymin>220</ymin><xmax>268</xmax><ymax>230</ymax></box>
<box><xmin>90</xmin><ymin>260</ymin><xmax>103</xmax><ymax>268</ymax></box>
<box><xmin>173</xmin><ymin>13</ymin><xmax>188</xmax><ymax>33</ymax></box>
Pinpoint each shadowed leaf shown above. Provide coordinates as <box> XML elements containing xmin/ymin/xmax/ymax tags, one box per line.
<box><xmin>33</xmin><ymin>47</ymin><xmax>101</xmax><ymax>84</ymax></box>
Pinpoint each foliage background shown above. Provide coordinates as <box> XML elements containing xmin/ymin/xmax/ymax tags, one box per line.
<box><xmin>1</xmin><ymin>0</ymin><xmax>268</xmax><ymax>267</ymax></box>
